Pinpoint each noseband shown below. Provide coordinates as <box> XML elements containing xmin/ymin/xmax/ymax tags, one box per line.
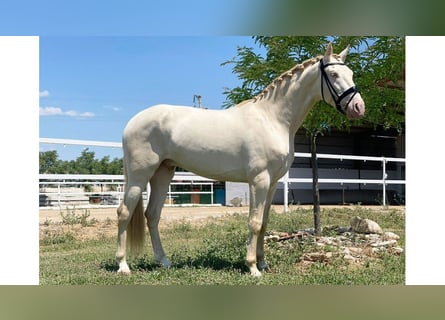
<box><xmin>319</xmin><ymin>59</ymin><xmax>359</xmax><ymax>115</ymax></box>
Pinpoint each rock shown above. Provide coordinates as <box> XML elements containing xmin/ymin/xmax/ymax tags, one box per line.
<box><xmin>372</xmin><ymin>247</ymin><xmax>387</xmax><ymax>254</ymax></box>
<box><xmin>342</xmin><ymin>248</ymin><xmax>359</xmax><ymax>262</ymax></box>
<box><xmin>384</xmin><ymin>231</ymin><xmax>400</xmax><ymax>240</ymax></box>
<box><xmin>264</xmin><ymin>234</ymin><xmax>280</xmax><ymax>242</ymax></box>
<box><xmin>360</xmin><ymin>233</ymin><xmax>381</xmax><ymax>241</ymax></box>
<box><xmin>302</xmin><ymin>252</ymin><xmax>333</xmax><ymax>263</ymax></box>
<box><xmin>336</xmin><ymin>226</ymin><xmax>352</xmax><ymax>233</ymax></box>
<box><xmin>389</xmin><ymin>247</ymin><xmax>404</xmax><ymax>255</ymax></box>
<box><xmin>347</xmin><ymin>247</ymin><xmax>364</xmax><ymax>256</ymax></box>
<box><xmin>229</xmin><ymin>197</ymin><xmax>243</xmax><ymax>207</ymax></box>
<box><xmin>370</xmin><ymin>240</ymin><xmax>397</xmax><ymax>247</ymax></box>
<box><xmin>350</xmin><ymin>216</ymin><xmax>383</xmax><ymax>234</ymax></box>
<box><xmin>294</xmin><ymin>228</ymin><xmax>315</xmax><ymax>235</ymax></box>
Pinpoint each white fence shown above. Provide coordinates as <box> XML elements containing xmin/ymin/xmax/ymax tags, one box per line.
<box><xmin>39</xmin><ymin>138</ymin><xmax>405</xmax><ymax>210</ymax></box>
<box><xmin>39</xmin><ymin>172</ymin><xmax>217</xmax><ymax>209</ymax></box>
<box><xmin>279</xmin><ymin>153</ymin><xmax>405</xmax><ymax>212</ymax></box>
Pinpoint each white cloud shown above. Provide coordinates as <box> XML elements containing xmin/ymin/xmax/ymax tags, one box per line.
<box><xmin>39</xmin><ymin>90</ymin><xmax>50</xmax><ymax>97</ymax></box>
<box><xmin>39</xmin><ymin>106</ymin><xmax>95</xmax><ymax>118</ymax></box>
<box><xmin>103</xmin><ymin>105</ymin><xmax>121</xmax><ymax>112</ymax></box>
<box><xmin>79</xmin><ymin>111</ymin><xmax>95</xmax><ymax>118</ymax></box>
<box><xmin>64</xmin><ymin>110</ymin><xmax>77</xmax><ymax>117</ymax></box>
<box><xmin>39</xmin><ymin>106</ymin><xmax>62</xmax><ymax>116</ymax></box>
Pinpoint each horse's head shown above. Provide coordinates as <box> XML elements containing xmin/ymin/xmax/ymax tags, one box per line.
<box><xmin>320</xmin><ymin>43</ymin><xmax>365</xmax><ymax>119</ymax></box>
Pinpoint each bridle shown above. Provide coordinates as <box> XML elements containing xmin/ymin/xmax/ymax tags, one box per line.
<box><xmin>319</xmin><ymin>59</ymin><xmax>360</xmax><ymax>115</ymax></box>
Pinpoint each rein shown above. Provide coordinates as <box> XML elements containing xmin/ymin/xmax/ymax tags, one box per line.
<box><xmin>319</xmin><ymin>59</ymin><xmax>359</xmax><ymax>115</ymax></box>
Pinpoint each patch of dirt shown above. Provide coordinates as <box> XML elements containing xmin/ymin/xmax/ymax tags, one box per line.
<box><xmin>39</xmin><ymin>205</ymin><xmax>251</xmax><ymax>241</ymax></box>
<box><xmin>39</xmin><ymin>205</ymin><xmax>405</xmax><ymax>243</ymax></box>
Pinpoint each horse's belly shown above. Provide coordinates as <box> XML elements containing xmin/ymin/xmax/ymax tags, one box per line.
<box><xmin>169</xmin><ymin>149</ymin><xmax>248</xmax><ymax>182</ymax></box>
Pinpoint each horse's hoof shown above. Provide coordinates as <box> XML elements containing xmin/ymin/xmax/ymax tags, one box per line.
<box><xmin>257</xmin><ymin>261</ymin><xmax>270</xmax><ymax>272</ymax></box>
<box><xmin>158</xmin><ymin>257</ymin><xmax>172</xmax><ymax>268</ymax></box>
<box><xmin>250</xmin><ymin>269</ymin><xmax>262</xmax><ymax>277</ymax></box>
<box><xmin>117</xmin><ymin>268</ymin><xmax>131</xmax><ymax>275</ymax></box>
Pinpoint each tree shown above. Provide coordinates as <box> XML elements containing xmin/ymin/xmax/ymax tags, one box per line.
<box><xmin>222</xmin><ymin>36</ymin><xmax>405</xmax><ymax>235</ymax></box>
<box><xmin>39</xmin><ymin>149</ymin><xmax>124</xmax><ymax>175</ymax></box>
<box><xmin>107</xmin><ymin>157</ymin><xmax>123</xmax><ymax>175</ymax></box>
<box><xmin>74</xmin><ymin>148</ymin><xmax>97</xmax><ymax>174</ymax></box>
<box><xmin>39</xmin><ymin>150</ymin><xmax>60</xmax><ymax>174</ymax></box>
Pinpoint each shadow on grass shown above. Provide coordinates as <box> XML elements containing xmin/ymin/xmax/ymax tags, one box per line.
<box><xmin>176</xmin><ymin>253</ymin><xmax>247</xmax><ymax>272</ymax></box>
<box><xmin>100</xmin><ymin>230</ymin><xmax>249</xmax><ymax>273</ymax></box>
<box><xmin>99</xmin><ymin>255</ymin><xmax>164</xmax><ymax>272</ymax></box>
<box><xmin>100</xmin><ymin>252</ymin><xmax>247</xmax><ymax>273</ymax></box>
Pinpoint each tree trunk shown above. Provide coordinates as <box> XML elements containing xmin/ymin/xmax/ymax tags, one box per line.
<box><xmin>310</xmin><ymin>132</ymin><xmax>322</xmax><ymax>236</ymax></box>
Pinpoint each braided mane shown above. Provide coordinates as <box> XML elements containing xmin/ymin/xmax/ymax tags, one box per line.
<box><xmin>234</xmin><ymin>55</ymin><xmax>324</xmax><ymax>107</ymax></box>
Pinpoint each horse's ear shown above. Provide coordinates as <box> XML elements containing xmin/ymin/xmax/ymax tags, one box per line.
<box><xmin>324</xmin><ymin>42</ymin><xmax>333</xmax><ymax>59</ymax></box>
<box><xmin>339</xmin><ymin>45</ymin><xmax>350</xmax><ymax>62</ymax></box>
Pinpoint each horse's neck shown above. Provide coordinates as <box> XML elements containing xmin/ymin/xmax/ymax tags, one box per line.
<box><xmin>258</xmin><ymin>62</ymin><xmax>321</xmax><ymax>136</ymax></box>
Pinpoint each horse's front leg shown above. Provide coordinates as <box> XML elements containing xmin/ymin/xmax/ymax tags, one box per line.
<box><xmin>256</xmin><ymin>182</ymin><xmax>277</xmax><ymax>272</ymax></box>
<box><xmin>246</xmin><ymin>172</ymin><xmax>271</xmax><ymax>277</ymax></box>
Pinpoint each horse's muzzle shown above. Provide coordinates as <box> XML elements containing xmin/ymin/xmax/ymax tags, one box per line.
<box><xmin>346</xmin><ymin>94</ymin><xmax>365</xmax><ymax>119</ymax></box>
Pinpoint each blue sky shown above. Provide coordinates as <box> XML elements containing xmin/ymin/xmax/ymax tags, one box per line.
<box><xmin>0</xmin><ymin>1</ymin><xmax>253</xmax><ymax>35</ymax></box>
<box><xmin>39</xmin><ymin>36</ymin><xmax>263</xmax><ymax>160</ymax></box>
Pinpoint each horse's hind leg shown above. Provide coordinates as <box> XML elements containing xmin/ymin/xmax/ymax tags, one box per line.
<box><xmin>116</xmin><ymin>181</ymin><xmax>145</xmax><ymax>274</ymax></box>
<box><xmin>145</xmin><ymin>161</ymin><xmax>175</xmax><ymax>268</ymax></box>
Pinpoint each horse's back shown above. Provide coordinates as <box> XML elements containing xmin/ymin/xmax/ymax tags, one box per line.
<box><xmin>124</xmin><ymin>104</ymin><xmax>247</xmax><ymax>146</ymax></box>
<box><xmin>122</xmin><ymin>104</ymin><xmax>255</xmax><ymax>181</ymax></box>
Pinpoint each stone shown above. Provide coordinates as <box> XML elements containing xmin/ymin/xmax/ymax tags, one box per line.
<box><xmin>264</xmin><ymin>234</ymin><xmax>280</xmax><ymax>242</ymax></box>
<box><xmin>317</xmin><ymin>236</ymin><xmax>336</xmax><ymax>246</ymax></box>
<box><xmin>370</xmin><ymin>240</ymin><xmax>397</xmax><ymax>247</ymax></box>
<box><xmin>372</xmin><ymin>247</ymin><xmax>387</xmax><ymax>254</ymax></box>
<box><xmin>360</xmin><ymin>234</ymin><xmax>381</xmax><ymax>240</ymax></box>
<box><xmin>347</xmin><ymin>246</ymin><xmax>363</xmax><ymax>256</ymax></box>
<box><xmin>350</xmin><ymin>216</ymin><xmax>383</xmax><ymax>234</ymax></box>
<box><xmin>342</xmin><ymin>248</ymin><xmax>359</xmax><ymax>262</ymax></box>
<box><xmin>302</xmin><ymin>251</ymin><xmax>333</xmax><ymax>263</ymax></box>
<box><xmin>336</xmin><ymin>226</ymin><xmax>352</xmax><ymax>233</ymax></box>
<box><xmin>229</xmin><ymin>197</ymin><xmax>243</xmax><ymax>207</ymax></box>
<box><xmin>384</xmin><ymin>231</ymin><xmax>400</xmax><ymax>240</ymax></box>
<box><xmin>389</xmin><ymin>247</ymin><xmax>404</xmax><ymax>255</ymax></box>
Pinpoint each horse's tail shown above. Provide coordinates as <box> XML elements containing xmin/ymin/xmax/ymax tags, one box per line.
<box><xmin>127</xmin><ymin>196</ymin><xmax>146</xmax><ymax>255</ymax></box>
<box><xmin>121</xmin><ymin>156</ymin><xmax>146</xmax><ymax>255</ymax></box>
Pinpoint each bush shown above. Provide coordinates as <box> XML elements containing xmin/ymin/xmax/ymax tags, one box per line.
<box><xmin>60</xmin><ymin>207</ymin><xmax>97</xmax><ymax>227</ymax></box>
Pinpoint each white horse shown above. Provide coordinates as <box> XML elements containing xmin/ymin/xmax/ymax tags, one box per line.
<box><xmin>116</xmin><ymin>43</ymin><xmax>365</xmax><ymax>276</ymax></box>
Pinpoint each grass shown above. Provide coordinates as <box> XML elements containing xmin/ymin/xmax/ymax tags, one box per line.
<box><xmin>39</xmin><ymin>206</ymin><xmax>405</xmax><ymax>285</ymax></box>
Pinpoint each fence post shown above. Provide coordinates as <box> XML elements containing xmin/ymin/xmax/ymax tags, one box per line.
<box><xmin>57</xmin><ymin>182</ymin><xmax>61</xmax><ymax>208</ymax></box>
<box><xmin>117</xmin><ymin>185</ymin><xmax>122</xmax><ymax>204</ymax></box>
<box><xmin>283</xmin><ymin>171</ymin><xmax>289</xmax><ymax>213</ymax></box>
<box><xmin>382</xmin><ymin>158</ymin><xmax>387</xmax><ymax>206</ymax></box>
<box><xmin>168</xmin><ymin>184</ymin><xmax>172</xmax><ymax>205</ymax></box>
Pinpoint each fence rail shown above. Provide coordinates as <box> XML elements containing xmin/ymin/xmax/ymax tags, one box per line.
<box><xmin>40</xmin><ymin>138</ymin><xmax>405</xmax><ymax>210</ymax></box>
<box><xmin>39</xmin><ymin>172</ymin><xmax>217</xmax><ymax>209</ymax></box>
<box><xmin>279</xmin><ymin>152</ymin><xmax>405</xmax><ymax>211</ymax></box>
